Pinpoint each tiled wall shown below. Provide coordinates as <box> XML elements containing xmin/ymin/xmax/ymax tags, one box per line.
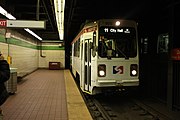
<box><xmin>38</xmin><ymin>42</ymin><xmax>65</xmax><ymax>69</ymax></box>
<box><xmin>0</xmin><ymin>42</ymin><xmax>8</xmax><ymax>59</ymax></box>
<box><xmin>38</xmin><ymin>49</ymin><xmax>65</xmax><ymax>69</ymax></box>
<box><xmin>0</xmin><ymin>28</ymin><xmax>39</xmax><ymax>77</ymax></box>
<box><xmin>0</xmin><ymin>28</ymin><xmax>65</xmax><ymax>77</ymax></box>
<box><xmin>9</xmin><ymin>44</ymin><xmax>38</xmax><ymax>76</ymax></box>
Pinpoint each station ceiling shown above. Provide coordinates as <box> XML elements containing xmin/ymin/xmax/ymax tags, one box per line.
<box><xmin>0</xmin><ymin>0</ymin><xmax>170</xmax><ymax>42</ymax></box>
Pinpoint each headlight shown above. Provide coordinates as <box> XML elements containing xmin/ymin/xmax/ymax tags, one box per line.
<box><xmin>130</xmin><ymin>64</ymin><xmax>138</xmax><ymax>76</ymax></box>
<box><xmin>99</xmin><ymin>70</ymin><xmax>105</xmax><ymax>76</ymax></box>
<box><xmin>98</xmin><ymin>64</ymin><xmax>106</xmax><ymax>77</ymax></box>
<box><xmin>131</xmin><ymin>70</ymin><xmax>137</xmax><ymax>75</ymax></box>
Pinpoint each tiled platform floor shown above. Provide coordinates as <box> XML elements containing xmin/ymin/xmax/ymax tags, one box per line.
<box><xmin>1</xmin><ymin>69</ymin><xmax>83</xmax><ymax>120</ymax></box>
<box><xmin>2</xmin><ymin>69</ymin><xmax>179</xmax><ymax>120</ymax></box>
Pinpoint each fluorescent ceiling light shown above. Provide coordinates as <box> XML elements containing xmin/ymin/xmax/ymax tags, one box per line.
<box><xmin>0</xmin><ymin>6</ymin><xmax>42</xmax><ymax>40</ymax></box>
<box><xmin>24</xmin><ymin>28</ymin><xmax>42</xmax><ymax>40</ymax></box>
<box><xmin>0</xmin><ymin>6</ymin><xmax>16</xmax><ymax>20</ymax></box>
<box><xmin>54</xmin><ymin>0</ymin><xmax>65</xmax><ymax>40</ymax></box>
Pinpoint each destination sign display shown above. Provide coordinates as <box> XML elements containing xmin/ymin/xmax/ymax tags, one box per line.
<box><xmin>103</xmin><ymin>28</ymin><xmax>130</xmax><ymax>33</ymax></box>
<box><xmin>99</xmin><ymin>27</ymin><xmax>135</xmax><ymax>34</ymax></box>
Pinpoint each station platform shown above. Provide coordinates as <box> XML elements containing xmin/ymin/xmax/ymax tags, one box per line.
<box><xmin>1</xmin><ymin>69</ymin><xmax>92</xmax><ymax>120</ymax></box>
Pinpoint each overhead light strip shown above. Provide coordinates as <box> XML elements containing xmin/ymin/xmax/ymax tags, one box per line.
<box><xmin>0</xmin><ymin>6</ymin><xmax>42</xmax><ymax>40</ymax></box>
<box><xmin>0</xmin><ymin>6</ymin><xmax>16</xmax><ymax>20</ymax></box>
<box><xmin>24</xmin><ymin>28</ymin><xmax>42</xmax><ymax>40</ymax></box>
<box><xmin>54</xmin><ymin>0</ymin><xmax>65</xmax><ymax>40</ymax></box>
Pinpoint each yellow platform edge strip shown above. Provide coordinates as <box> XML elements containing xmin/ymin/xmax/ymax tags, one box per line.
<box><xmin>64</xmin><ymin>70</ymin><xmax>92</xmax><ymax>120</ymax></box>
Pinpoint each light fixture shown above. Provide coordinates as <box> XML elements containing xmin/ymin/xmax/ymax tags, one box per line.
<box><xmin>115</xmin><ymin>21</ymin><xmax>120</xmax><ymax>26</ymax></box>
<box><xmin>0</xmin><ymin>6</ymin><xmax>16</xmax><ymax>20</ymax></box>
<box><xmin>54</xmin><ymin>0</ymin><xmax>65</xmax><ymax>40</ymax></box>
<box><xmin>24</xmin><ymin>28</ymin><xmax>42</xmax><ymax>40</ymax></box>
<box><xmin>98</xmin><ymin>64</ymin><xmax>106</xmax><ymax>77</ymax></box>
<box><xmin>0</xmin><ymin>6</ymin><xmax>42</xmax><ymax>40</ymax></box>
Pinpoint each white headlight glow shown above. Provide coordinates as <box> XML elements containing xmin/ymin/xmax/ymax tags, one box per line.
<box><xmin>99</xmin><ymin>70</ymin><xmax>105</xmax><ymax>76</ymax></box>
<box><xmin>131</xmin><ymin>70</ymin><xmax>137</xmax><ymax>75</ymax></box>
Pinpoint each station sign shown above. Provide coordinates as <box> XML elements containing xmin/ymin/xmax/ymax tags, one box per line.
<box><xmin>0</xmin><ymin>20</ymin><xmax>46</xmax><ymax>29</ymax></box>
<box><xmin>0</xmin><ymin>20</ymin><xmax>7</xmax><ymax>27</ymax></box>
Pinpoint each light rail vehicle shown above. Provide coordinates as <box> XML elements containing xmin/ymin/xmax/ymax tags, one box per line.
<box><xmin>71</xmin><ymin>19</ymin><xmax>139</xmax><ymax>95</ymax></box>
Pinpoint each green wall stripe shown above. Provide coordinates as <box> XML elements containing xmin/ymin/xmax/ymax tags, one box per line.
<box><xmin>0</xmin><ymin>35</ymin><xmax>6</xmax><ymax>43</ymax></box>
<box><xmin>0</xmin><ymin>34</ymin><xmax>37</xmax><ymax>49</ymax></box>
<box><xmin>8</xmin><ymin>38</ymin><xmax>37</xmax><ymax>49</ymax></box>
<box><xmin>0</xmin><ymin>34</ymin><xmax>65</xmax><ymax>50</ymax></box>
<box><xmin>37</xmin><ymin>46</ymin><xmax>65</xmax><ymax>50</ymax></box>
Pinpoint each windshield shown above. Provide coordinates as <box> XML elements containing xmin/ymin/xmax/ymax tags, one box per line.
<box><xmin>98</xmin><ymin>27</ymin><xmax>137</xmax><ymax>58</ymax></box>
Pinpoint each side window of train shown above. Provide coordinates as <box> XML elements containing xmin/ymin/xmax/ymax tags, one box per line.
<box><xmin>92</xmin><ymin>31</ymin><xmax>97</xmax><ymax>57</ymax></box>
<box><xmin>73</xmin><ymin>43</ymin><xmax>76</xmax><ymax>57</ymax></box>
<box><xmin>81</xmin><ymin>43</ymin><xmax>83</xmax><ymax>60</ymax></box>
<box><xmin>74</xmin><ymin>39</ymin><xmax>80</xmax><ymax>57</ymax></box>
<box><xmin>141</xmin><ymin>37</ymin><xmax>149</xmax><ymax>54</ymax></box>
<box><xmin>77</xmin><ymin>39</ymin><xmax>80</xmax><ymax>57</ymax></box>
<box><xmin>157</xmin><ymin>33</ymin><xmax>169</xmax><ymax>54</ymax></box>
<box><xmin>85</xmin><ymin>42</ymin><xmax>87</xmax><ymax>62</ymax></box>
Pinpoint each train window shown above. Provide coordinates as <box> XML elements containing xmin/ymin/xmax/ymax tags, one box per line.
<box><xmin>74</xmin><ymin>38</ymin><xmax>80</xmax><ymax>57</ymax></box>
<box><xmin>92</xmin><ymin>31</ymin><xmax>97</xmax><ymax>57</ymax></box>
<box><xmin>77</xmin><ymin>39</ymin><xmax>80</xmax><ymax>57</ymax></box>
<box><xmin>73</xmin><ymin>43</ymin><xmax>76</xmax><ymax>57</ymax></box>
<box><xmin>89</xmin><ymin>42</ymin><xmax>92</xmax><ymax>62</ymax></box>
<box><xmin>93</xmin><ymin>31</ymin><xmax>96</xmax><ymax>47</ymax></box>
<box><xmin>81</xmin><ymin>43</ymin><xmax>83</xmax><ymax>60</ymax></box>
<box><xmin>157</xmin><ymin>33</ymin><xmax>169</xmax><ymax>53</ymax></box>
<box><xmin>98</xmin><ymin>27</ymin><xmax>137</xmax><ymax>58</ymax></box>
<box><xmin>85</xmin><ymin>42</ymin><xmax>87</xmax><ymax>62</ymax></box>
<box><xmin>74</xmin><ymin>42</ymin><xmax>77</xmax><ymax>56</ymax></box>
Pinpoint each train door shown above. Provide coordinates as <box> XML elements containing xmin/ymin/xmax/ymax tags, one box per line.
<box><xmin>81</xmin><ymin>38</ymin><xmax>91</xmax><ymax>92</ymax></box>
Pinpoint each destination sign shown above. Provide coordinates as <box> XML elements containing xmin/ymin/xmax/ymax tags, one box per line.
<box><xmin>99</xmin><ymin>27</ymin><xmax>135</xmax><ymax>35</ymax></box>
<box><xmin>103</xmin><ymin>28</ymin><xmax>130</xmax><ymax>33</ymax></box>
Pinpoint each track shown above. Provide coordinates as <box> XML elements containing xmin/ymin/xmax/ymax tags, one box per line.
<box><xmin>81</xmin><ymin>91</ymin><xmax>172</xmax><ymax>120</ymax></box>
<box><xmin>72</xmin><ymin>72</ymin><xmax>171</xmax><ymax>120</ymax></box>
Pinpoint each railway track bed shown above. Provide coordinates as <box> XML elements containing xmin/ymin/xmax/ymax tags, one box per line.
<box><xmin>82</xmin><ymin>92</ymin><xmax>172</xmax><ymax>120</ymax></box>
